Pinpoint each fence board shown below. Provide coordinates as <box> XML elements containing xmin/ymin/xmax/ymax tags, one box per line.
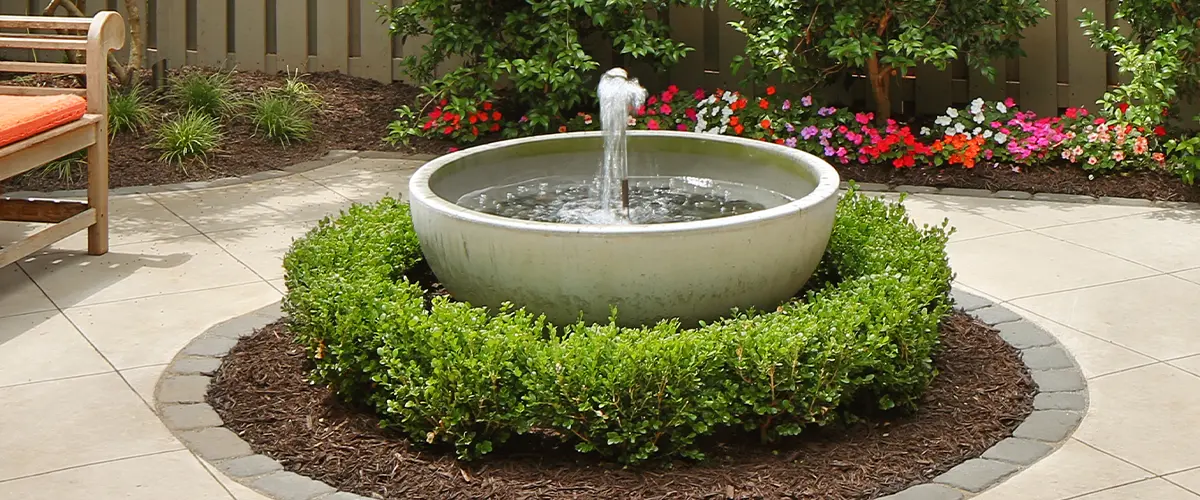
<box><xmin>274</xmin><ymin>0</ymin><xmax>305</xmax><ymax>71</ymax></box>
<box><xmin>669</xmin><ymin>5</ymin><xmax>704</xmax><ymax>93</ymax></box>
<box><xmin>1066</xmin><ymin>0</ymin><xmax>1106</xmax><ymax>109</ymax></box>
<box><xmin>915</xmin><ymin>63</ymin><xmax>953</xmax><ymax>115</ymax></box>
<box><xmin>355</xmin><ymin>0</ymin><xmax>390</xmax><ymax>81</ymax></box>
<box><xmin>1020</xmin><ymin>0</ymin><xmax>1060</xmax><ymax>116</ymax></box>
<box><xmin>195</xmin><ymin>0</ymin><xmax>226</xmax><ymax>67</ymax></box>
<box><xmin>154</xmin><ymin>0</ymin><xmax>185</xmax><ymax>66</ymax></box>
<box><xmin>715</xmin><ymin>1</ymin><xmax>743</xmax><ymax>90</ymax></box>
<box><xmin>968</xmin><ymin>58</ymin><xmax>1009</xmax><ymax>102</ymax></box>
<box><xmin>234</xmin><ymin>0</ymin><xmax>266</xmax><ymax>70</ymax></box>
<box><xmin>316</xmin><ymin>0</ymin><xmax>348</xmax><ymax>72</ymax></box>
<box><xmin>0</xmin><ymin>0</ymin><xmax>29</xmax><ymax>61</ymax></box>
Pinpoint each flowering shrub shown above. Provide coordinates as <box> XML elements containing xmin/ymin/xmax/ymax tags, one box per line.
<box><xmin>921</xmin><ymin>98</ymin><xmax>1068</xmax><ymax>167</ymax></box>
<box><xmin>1056</xmin><ymin>112</ymin><xmax>1166</xmax><ymax>173</ymax></box>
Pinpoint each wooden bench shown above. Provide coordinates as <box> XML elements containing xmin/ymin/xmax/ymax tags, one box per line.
<box><xmin>0</xmin><ymin>11</ymin><xmax>125</xmax><ymax>269</ymax></box>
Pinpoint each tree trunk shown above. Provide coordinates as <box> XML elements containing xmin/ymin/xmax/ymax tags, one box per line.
<box><xmin>123</xmin><ymin>0</ymin><xmax>144</xmax><ymax>72</ymax></box>
<box><xmin>865</xmin><ymin>54</ymin><xmax>892</xmax><ymax>122</ymax></box>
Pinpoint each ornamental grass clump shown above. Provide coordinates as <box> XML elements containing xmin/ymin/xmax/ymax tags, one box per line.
<box><xmin>283</xmin><ymin>189</ymin><xmax>953</xmax><ymax>464</ymax></box>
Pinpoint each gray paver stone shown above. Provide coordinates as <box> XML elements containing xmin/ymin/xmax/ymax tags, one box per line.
<box><xmin>973</xmin><ymin>305</ymin><xmax>1022</xmax><ymax>326</ymax></box>
<box><xmin>879</xmin><ymin>484</ymin><xmax>964</xmax><ymax>500</ymax></box>
<box><xmin>1097</xmin><ymin>196</ymin><xmax>1155</xmax><ymax>207</ymax></box>
<box><xmin>895</xmin><ymin>185</ymin><xmax>939</xmax><ymax>194</ymax></box>
<box><xmin>1032</xmin><ymin>193</ymin><xmax>1095</xmax><ymax>204</ymax></box>
<box><xmin>181</xmin><ymin>336</ymin><xmax>239</xmax><ymax>357</ymax></box>
<box><xmin>207</xmin><ymin>302</ymin><xmax>284</xmax><ymax>339</ymax></box>
<box><xmin>319</xmin><ymin>493</ymin><xmax>373</xmax><ymax>500</ymax></box>
<box><xmin>981</xmin><ymin>438</ymin><xmax>1053</xmax><ymax>465</ymax></box>
<box><xmin>251</xmin><ymin>471</ymin><xmax>336</xmax><ymax>500</ymax></box>
<box><xmin>169</xmin><ymin>356</ymin><xmax>223</xmax><ymax>375</ymax></box>
<box><xmin>161</xmin><ymin>403</ymin><xmax>222</xmax><ymax>430</ymax></box>
<box><xmin>1032</xmin><ymin>369</ymin><xmax>1086</xmax><ymax>393</ymax></box>
<box><xmin>1021</xmin><ymin>346</ymin><xmax>1075</xmax><ymax>370</ymax></box>
<box><xmin>218</xmin><ymin>454</ymin><xmax>283</xmax><ymax>478</ymax></box>
<box><xmin>940</xmin><ymin>187</ymin><xmax>993</xmax><ymax>198</ymax></box>
<box><xmin>993</xmin><ymin>190</ymin><xmax>1033</xmax><ymax>200</ymax></box>
<box><xmin>853</xmin><ymin>182</ymin><xmax>890</xmax><ymax>192</ymax></box>
<box><xmin>178</xmin><ymin>427</ymin><xmax>253</xmax><ymax>461</ymax></box>
<box><xmin>1034</xmin><ymin>392</ymin><xmax>1087</xmax><ymax>412</ymax></box>
<box><xmin>997</xmin><ymin>321</ymin><xmax>1056</xmax><ymax>349</ymax></box>
<box><xmin>158</xmin><ymin>375</ymin><xmax>211</xmax><ymax>403</ymax></box>
<box><xmin>1012</xmin><ymin>410</ymin><xmax>1082</xmax><ymax>443</ymax></box>
<box><xmin>951</xmin><ymin>288</ymin><xmax>991</xmax><ymax>312</ymax></box>
<box><xmin>933</xmin><ymin>459</ymin><xmax>1018</xmax><ymax>492</ymax></box>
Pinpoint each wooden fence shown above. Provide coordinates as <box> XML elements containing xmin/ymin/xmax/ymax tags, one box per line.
<box><xmin>1</xmin><ymin>0</ymin><xmax>1185</xmax><ymax>119</ymax></box>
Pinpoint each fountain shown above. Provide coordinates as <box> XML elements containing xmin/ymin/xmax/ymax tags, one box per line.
<box><xmin>408</xmin><ymin>69</ymin><xmax>841</xmax><ymax>327</ymax></box>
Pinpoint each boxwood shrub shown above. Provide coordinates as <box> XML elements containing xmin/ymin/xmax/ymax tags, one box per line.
<box><xmin>282</xmin><ymin>190</ymin><xmax>954</xmax><ymax>464</ymax></box>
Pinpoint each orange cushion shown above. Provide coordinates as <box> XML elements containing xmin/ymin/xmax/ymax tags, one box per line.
<box><xmin>0</xmin><ymin>95</ymin><xmax>88</xmax><ymax>148</ymax></box>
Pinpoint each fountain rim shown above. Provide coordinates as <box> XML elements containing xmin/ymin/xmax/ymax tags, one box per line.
<box><xmin>408</xmin><ymin>130</ymin><xmax>841</xmax><ymax>235</ymax></box>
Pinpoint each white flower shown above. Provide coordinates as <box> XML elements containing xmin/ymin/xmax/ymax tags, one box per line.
<box><xmin>708</xmin><ymin>127</ymin><xmax>722</xmax><ymax>134</ymax></box>
<box><xmin>973</xmin><ymin>127</ymin><xmax>982</xmax><ymax>136</ymax></box>
<box><xmin>996</xmin><ymin>102</ymin><xmax>1008</xmax><ymax>113</ymax></box>
<box><xmin>945</xmin><ymin>127</ymin><xmax>957</xmax><ymax>136</ymax></box>
<box><xmin>722</xmin><ymin>93</ymin><xmax>737</xmax><ymax>103</ymax></box>
<box><xmin>719</xmin><ymin>125</ymin><xmax>728</xmax><ymax>134</ymax></box>
<box><xmin>973</xmin><ymin>113</ymin><xmax>986</xmax><ymax>124</ymax></box>
<box><xmin>720</xmin><ymin>115</ymin><xmax>730</xmax><ymax>125</ymax></box>
<box><xmin>994</xmin><ymin>132</ymin><xmax>1008</xmax><ymax>144</ymax></box>
<box><xmin>946</xmin><ymin>108</ymin><xmax>959</xmax><ymax>118</ymax></box>
<box><xmin>971</xmin><ymin>97</ymin><xmax>985</xmax><ymax>109</ymax></box>
<box><xmin>954</xmin><ymin>123</ymin><xmax>965</xmax><ymax>133</ymax></box>
<box><xmin>695</xmin><ymin>118</ymin><xmax>708</xmax><ymax>132</ymax></box>
<box><xmin>920</xmin><ymin>127</ymin><xmax>932</xmax><ymax>136</ymax></box>
<box><xmin>935</xmin><ymin>115</ymin><xmax>953</xmax><ymax>126</ymax></box>
<box><xmin>720</xmin><ymin>107</ymin><xmax>733</xmax><ymax>117</ymax></box>
<box><xmin>983</xmin><ymin>130</ymin><xmax>994</xmax><ymax>139</ymax></box>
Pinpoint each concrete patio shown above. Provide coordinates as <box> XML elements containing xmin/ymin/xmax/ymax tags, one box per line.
<box><xmin>2</xmin><ymin>156</ymin><xmax>1200</xmax><ymax>499</ymax></box>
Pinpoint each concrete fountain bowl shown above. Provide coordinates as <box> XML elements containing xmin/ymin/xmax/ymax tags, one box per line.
<box><xmin>408</xmin><ymin>130</ymin><xmax>841</xmax><ymax>327</ymax></box>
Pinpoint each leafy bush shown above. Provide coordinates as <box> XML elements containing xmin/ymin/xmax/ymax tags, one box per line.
<box><xmin>380</xmin><ymin>0</ymin><xmax>710</xmax><ymax>140</ymax></box>
<box><xmin>270</xmin><ymin>70</ymin><xmax>323</xmax><ymax>113</ymax></box>
<box><xmin>153</xmin><ymin>110</ymin><xmax>223</xmax><ymax>165</ymax></box>
<box><xmin>37</xmin><ymin>150</ymin><xmax>87</xmax><ymax>182</ymax></box>
<box><xmin>108</xmin><ymin>84</ymin><xmax>155</xmax><ymax>135</ymax></box>
<box><xmin>167</xmin><ymin>71</ymin><xmax>239</xmax><ymax>118</ymax></box>
<box><xmin>726</xmin><ymin>0</ymin><xmax>1050</xmax><ymax>120</ymax></box>
<box><xmin>283</xmin><ymin>190</ymin><xmax>953</xmax><ymax>464</ymax></box>
<box><xmin>248</xmin><ymin>92</ymin><xmax>314</xmax><ymax>145</ymax></box>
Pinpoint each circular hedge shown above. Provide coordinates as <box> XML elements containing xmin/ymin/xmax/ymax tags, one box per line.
<box><xmin>281</xmin><ymin>190</ymin><xmax>954</xmax><ymax>464</ymax></box>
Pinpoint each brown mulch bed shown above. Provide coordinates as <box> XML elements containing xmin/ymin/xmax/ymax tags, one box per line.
<box><xmin>208</xmin><ymin>310</ymin><xmax>1035</xmax><ymax>500</ymax></box>
<box><xmin>10</xmin><ymin>69</ymin><xmax>1193</xmax><ymax>201</ymax></box>
<box><xmin>1</xmin><ymin>70</ymin><xmax>453</xmax><ymax>193</ymax></box>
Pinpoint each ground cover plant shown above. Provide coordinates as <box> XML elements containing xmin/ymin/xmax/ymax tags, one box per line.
<box><xmin>281</xmin><ymin>190</ymin><xmax>954</xmax><ymax>464</ymax></box>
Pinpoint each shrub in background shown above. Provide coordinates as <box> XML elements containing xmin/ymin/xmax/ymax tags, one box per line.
<box><xmin>167</xmin><ymin>70</ymin><xmax>239</xmax><ymax>118</ymax></box>
<box><xmin>153</xmin><ymin>110</ymin><xmax>223</xmax><ymax>166</ymax></box>
<box><xmin>380</xmin><ymin>0</ymin><xmax>713</xmax><ymax>141</ymax></box>
<box><xmin>107</xmin><ymin>84</ymin><xmax>155</xmax><ymax>135</ymax></box>
<box><xmin>704</xmin><ymin>0</ymin><xmax>1048</xmax><ymax>121</ymax></box>
<box><xmin>283</xmin><ymin>191</ymin><xmax>953</xmax><ymax>463</ymax></box>
<box><xmin>249</xmin><ymin>92</ymin><xmax>314</xmax><ymax>145</ymax></box>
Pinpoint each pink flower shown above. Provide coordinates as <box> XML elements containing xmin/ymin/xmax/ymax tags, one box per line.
<box><xmin>676</xmin><ymin>123</ymin><xmax>688</xmax><ymax>131</ymax></box>
<box><xmin>647</xmin><ymin>119</ymin><xmax>660</xmax><ymax>130</ymax></box>
<box><xmin>1112</xmin><ymin>150</ymin><xmax>1125</xmax><ymax>161</ymax></box>
<box><xmin>855</xmin><ymin>112</ymin><xmax>873</xmax><ymax>125</ymax></box>
<box><xmin>1087</xmin><ymin>156</ymin><xmax>1099</xmax><ymax>165</ymax></box>
<box><xmin>660</xmin><ymin>104</ymin><xmax>672</xmax><ymax>115</ymax></box>
<box><xmin>1133</xmin><ymin>136</ymin><xmax>1149</xmax><ymax>155</ymax></box>
<box><xmin>1152</xmin><ymin>152</ymin><xmax>1165</xmax><ymax>163</ymax></box>
<box><xmin>801</xmin><ymin>95</ymin><xmax>813</xmax><ymax>107</ymax></box>
<box><xmin>694</xmin><ymin>88</ymin><xmax>706</xmax><ymax>100</ymax></box>
<box><xmin>448</xmin><ymin>147</ymin><xmax>459</xmax><ymax>153</ymax></box>
<box><xmin>1004</xmin><ymin>97</ymin><xmax>1016</xmax><ymax>108</ymax></box>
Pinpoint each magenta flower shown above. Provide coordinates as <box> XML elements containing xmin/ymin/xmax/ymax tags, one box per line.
<box><xmin>801</xmin><ymin>95</ymin><xmax>813</xmax><ymax>107</ymax></box>
<box><xmin>818</xmin><ymin>107</ymin><xmax>836</xmax><ymax>117</ymax></box>
<box><xmin>801</xmin><ymin>125</ymin><xmax>819</xmax><ymax>139</ymax></box>
<box><xmin>647</xmin><ymin>119</ymin><xmax>660</xmax><ymax>130</ymax></box>
<box><xmin>785</xmin><ymin>122</ymin><xmax>795</xmax><ymax>133</ymax></box>
<box><xmin>660</xmin><ymin>104</ymin><xmax>672</xmax><ymax>115</ymax></box>
<box><xmin>676</xmin><ymin>123</ymin><xmax>687</xmax><ymax>131</ymax></box>
<box><xmin>782</xmin><ymin>99</ymin><xmax>791</xmax><ymax>111</ymax></box>
<box><xmin>785</xmin><ymin>137</ymin><xmax>798</xmax><ymax>148</ymax></box>
<box><xmin>694</xmin><ymin>88</ymin><xmax>706</xmax><ymax>100</ymax></box>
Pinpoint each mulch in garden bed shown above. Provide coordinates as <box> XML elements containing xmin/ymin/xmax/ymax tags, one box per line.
<box><xmin>9</xmin><ymin>69</ymin><xmax>1193</xmax><ymax>202</ymax></box>
<box><xmin>209</xmin><ymin>307</ymin><xmax>1035</xmax><ymax>500</ymax></box>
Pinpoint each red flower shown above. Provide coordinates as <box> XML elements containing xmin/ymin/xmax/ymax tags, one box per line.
<box><xmin>647</xmin><ymin>95</ymin><xmax>658</xmax><ymax>105</ymax></box>
<box><xmin>478</xmin><ymin>112</ymin><xmax>489</xmax><ymax>122</ymax></box>
<box><xmin>759</xmin><ymin>118</ymin><xmax>771</xmax><ymax>129</ymax></box>
<box><xmin>430</xmin><ymin>109</ymin><xmax>443</xmax><ymax>119</ymax></box>
<box><xmin>469</xmin><ymin>115</ymin><xmax>479</xmax><ymax>125</ymax></box>
<box><xmin>442</xmin><ymin>126</ymin><xmax>454</xmax><ymax>135</ymax></box>
<box><xmin>483</xmin><ymin>102</ymin><xmax>493</xmax><ymax>111</ymax></box>
<box><xmin>647</xmin><ymin>119</ymin><xmax>660</xmax><ymax>130</ymax></box>
<box><xmin>1118</xmin><ymin>102</ymin><xmax>1129</xmax><ymax>113</ymax></box>
<box><xmin>758</xmin><ymin>99</ymin><xmax>769</xmax><ymax>110</ymax></box>
<box><xmin>1163</xmin><ymin>107</ymin><xmax>1170</xmax><ymax>117</ymax></box>
<box><xmin>448</xmin><ymin>147</ymin><xmax>458</xmax><ymax>152</ymax></box>
<box><xmin>1065</xmin><ymin>108</ymin><xmax>1078</xmax><ymax>119</ymax></box>
<box><xmin>668</xmin><ymin>84</ymin><xmax>679</xmax><ymax>94</ymax></box>
<box><xmin>558</xmin><ymin>125</ymin><xmax>568</xmax><ymax>133</ymax></box>
<box><xmin>766</xmin><ymin>86</ymin><xmax>776</xmax><ymax>96</ymax></box>
<box><xmin>694</xmin><ymin>88</ymin><xmax>706</xmax><ymax>100</ymax></box>
<box><xmin>439</xmin><ymin>99</ymin><xmax>448</xmax><ymax>106</ymax></box>
<box><xmin>734</xmin><ymin>124</ymin><xmax>744</xmax><ymax>134</ymax></box>
<box><xmin>775</xmin><ymin>138</ymin><xmax>785</xmax><ymax>145</ymax></box>
<box><xmin>637</xmin><ymin>105</ymin><xmax>647</xmax><ymax>116</ymax></box>
<box><xmin>660</xmin><ymin>104</ymin><xmax>672</xmax><ymax>114</ymax></box>
<box><xmin>492</xmin><ymin>111</ymin><xmax>502</xmax><ymax>121</ymax></box>
<box><xmin>729</xmin><ymin>116</ymin><xmax>740</xmax><ymax>126</ymax></box>
<box><xmin>489</xmin><ymin>123</ymin><xmax>501</xmax><ymax>132</ymax></box>
<box><xmin>471</xmin><ymin>126</ymin><xmax>479</xmax><ymax>136</ymax></box>
<box><xmin>1093</xmin><ymin>118</ymin><xmax>1107</xmax><ymax>125</ymax></box>
<box><xmin>422</xmin><ymin>121</ymin><xmax>435</xmax><ymax>130</ymax></box>
<box><xmin>685</xmin><ymin>108</ymin><xmax>697</xmax><ymax>120</ymax></box>
<box><xmin>1154</xmin><ymin>126</ymin><xmax>1167</xmax><ymax>137</ymax></box>
<box><xmin>661</xmin><ymin>91</ymin><xmax>674</xmax><ymax>103</ymax></box>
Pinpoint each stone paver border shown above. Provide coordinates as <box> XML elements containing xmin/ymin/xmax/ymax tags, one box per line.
<box><xmin>3</xmin><ymin>149</ymin><xmax>1196</xmax><ymax>211</ymax></box>
<box><xmin>154</xmin><ymin>287</ymin><xmax>1089</xmax><ymax>500</ymax></box>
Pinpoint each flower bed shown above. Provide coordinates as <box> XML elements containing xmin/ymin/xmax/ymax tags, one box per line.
<box><xmin>281</xmin><ymin>190</ymin><xmax>954</xmax><ymax>464</ymax></box>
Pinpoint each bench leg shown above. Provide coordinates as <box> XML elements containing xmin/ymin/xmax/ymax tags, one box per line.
<box><xmin>86</xmin><ymin>130</ymin><xmax>109</xmax><ymax>256</ymax></box>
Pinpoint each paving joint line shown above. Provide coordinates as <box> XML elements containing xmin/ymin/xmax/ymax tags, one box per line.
<box><xmin>153</xmin><ymin>287</ymin><xmax>1089</xmax><ymax>500</ymax></box>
